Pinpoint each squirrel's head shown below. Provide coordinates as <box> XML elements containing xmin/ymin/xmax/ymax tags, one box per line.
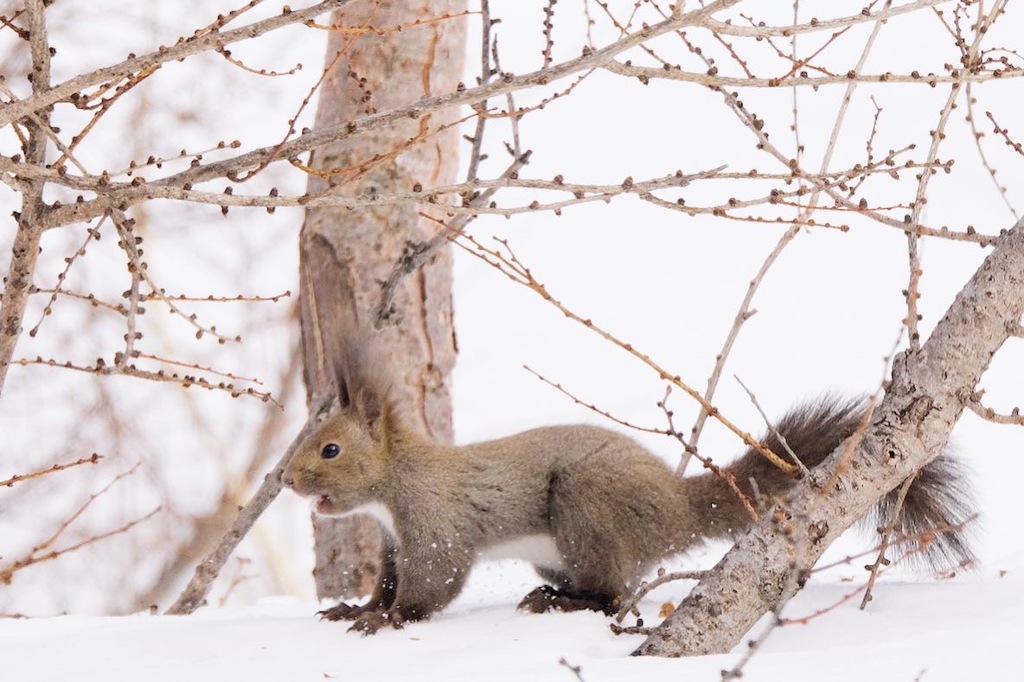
<box><xmin>282</xmin><ymin>388</ymin><xmax>392</xmax><ymax>516</ymax></box>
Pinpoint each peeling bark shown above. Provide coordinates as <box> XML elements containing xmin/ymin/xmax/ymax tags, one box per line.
<box><xmin>638</xmin><ymin>218</ymin><xmax>1024</xmax><ymax>657</ymax></box>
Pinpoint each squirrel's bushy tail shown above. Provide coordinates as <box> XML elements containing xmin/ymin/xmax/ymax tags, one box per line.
<box><xmin>867</xmin><ymin>449</ymin><xmax>975</xmax><ymax>570</ymax></box>
<box><xmin>722</xmin><ymin>396</ymin><xmax>975</xmax><ymax>571</ymax></box>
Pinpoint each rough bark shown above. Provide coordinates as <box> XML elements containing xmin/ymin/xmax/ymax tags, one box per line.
<box><xmin>299</xmin><ymin>1</ymin><xmax>464</xmax><ymax>600</ymax></box>
<box><xmin>637</xmin><ymin>218</ymin><xmax>1024</xmax><ymax>656</ymax></box>
<box><xmin>0</xmin><ymin>1</ymin><xmax>51</xmax><ymax>398</ymax></box>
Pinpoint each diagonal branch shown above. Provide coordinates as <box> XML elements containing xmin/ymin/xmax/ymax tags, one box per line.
<box><xmin>165</xmin><ymin>394</ymin><xmax>336</xmax><ymax>614</ymax></box>
<box><xmin>637</xmin><ymin>217</ymin><xmax>1024</xmax><ymax>657</ymax></box>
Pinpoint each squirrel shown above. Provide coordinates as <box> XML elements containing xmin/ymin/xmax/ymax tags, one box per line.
<box><xmin>282</xmin><ymin>365</ymin><xmax>974</xmax><ymax>635</ymax></box>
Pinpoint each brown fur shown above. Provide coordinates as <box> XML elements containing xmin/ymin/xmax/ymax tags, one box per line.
<box><xmin>282</xmin><ymin>392</ymin><xmax>974</xmax><ymax>634</ymax></box>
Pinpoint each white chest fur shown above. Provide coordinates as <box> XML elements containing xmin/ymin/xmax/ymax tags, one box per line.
<box><xmin>478</xmin><ymin>534</ymin><xmax>565</xmax><ymax>571</ymax></box>
<box><xmin>342</xmin><ymin>501</ymin><xmax>398</xmax><ymax>537</ymax></box>
<box><xmin>344</xmin><ymin>503</ymin><xmax>565</xmax><ymax>571</ymax></box>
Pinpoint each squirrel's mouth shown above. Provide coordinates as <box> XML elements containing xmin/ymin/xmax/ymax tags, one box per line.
<box><xmin>315</xmin><ymin>494</ymin><xmax>333</xmax><ymax>514</ymax></box>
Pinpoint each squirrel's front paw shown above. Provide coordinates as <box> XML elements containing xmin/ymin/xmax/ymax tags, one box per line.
<box><xmin>348</xmin><ymin>610</ymin><xmax>404</xmax><ymax>636</ymax></box>
<box><xmin>318</xmin><ymin>602</ymin><xmax>375</xmax><ymax>622</ymax></box>
<box><xmin>517</xmin><ymin>585</ymin><xmax>562</xmax><ymax>613</ymax></box>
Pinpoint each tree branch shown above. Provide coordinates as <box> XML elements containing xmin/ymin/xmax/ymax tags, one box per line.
<box><xmin>0</xmin><ymin>0</ymin><xmax>355</xmax><ymax>128</ymax></box>
<box><xmin>636</xmin><ymin>217</ymin><xmax>1024</xmax><ymax>656</ymax></box>
<box><xmin>165</xmin><ymin>394</ymin><xmax>336</xmax><ymax>614</ymax></box>
<box><xmin>36</xmin><ymin>0</ymin><xmax>741</xmax><ymax>229</ymax></box>
<box><xmin>0</xmin><ymin>0</ymin><xmax>52</xmax><ymax>397</ymax></box>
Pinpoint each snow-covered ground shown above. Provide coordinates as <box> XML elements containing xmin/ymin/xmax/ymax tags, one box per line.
<box><xmin>4</xmin><ymin>557</ymin><xmax>1022</xmax><ymax>681</ymax></box>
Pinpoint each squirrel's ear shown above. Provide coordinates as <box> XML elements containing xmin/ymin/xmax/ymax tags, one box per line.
<box><xmin>332</xmin><ymin>360</ymin><xmax>353</xmax><ymax>410</ymax></box>
<box><xmin>354</xmin><ymin>388</ymin><xmax>387</xmax><ymax>441</ymax></box>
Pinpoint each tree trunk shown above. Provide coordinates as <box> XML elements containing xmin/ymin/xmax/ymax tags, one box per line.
<box><xmin>637</xmin><ymin>218</ymin><xmax>1024</xmax><ymax>656</ymax></box>
<box><xmin>298</xmin><ymin>1</ymin><xmax>465</xmax><ymax>600</ymax></box>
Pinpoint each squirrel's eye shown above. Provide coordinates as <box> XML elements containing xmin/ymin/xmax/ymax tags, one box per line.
<box><xmin>321</xmin><ymin>443</ymin><xmax>341</xmax><ymax>459</ymax></box>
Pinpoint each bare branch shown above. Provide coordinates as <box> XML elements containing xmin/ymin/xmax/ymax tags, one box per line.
<box><xmin>684</xmin><ymin>0</ymin><xmax>891</xmax><ymax>474</ymax></box>
<box><xmin>524</xmin><ymin>365</ymin><xmax>670</xmax><ymax>436</ymax></box>
<box><xmin>966</xmin><ymin>391</ymin><xmax>1024</xmax><ymax>425</ymax></box>
<box><xmin>0</xmin><ymin>462</ymin><xmax>155</xmax><ymax>584</ymax></box>
<box><xmin>0</xmin><ymin>453</ymin><xmax>102</xmax><ymax>488</ymax></box>
<box><xmin>13</xmin><ymin>355</ymin><xmax>279</xmax><ymax>406</ymax></box>
<box><xmin>603</xmin><ymin>62</ymin><xmax>1023</xmax><ymax>89</ymax></box>
<box><xmin>0</xmin><ymin>0</ymin><xmax>53</xmax><ymax>397</ymax></box>
<box><xmin>372</xmin><ymin>153</ymin><xmax>531</xmax><ymax>325</ymax></box>
<box><xmin>735</xmin><ymin>376</ymin><xmax>811</xmax><ymax>477</ymax></box>
<box><xmin>860</xmin><ymin>475</ymin><xmax>915</xmax><ymax>609</ymax></box>
<box><xmin>614</xmin><ymin>568</ymin><xmax>706</xmax><ymax>624</ymax></box>
<box><xmin>965</xmin><ymin>89</ymin><xmax>1019</xmax><ymax>221</ymax></box>
<box><xmin>682</xmin><ymin>225</ymin><xmax>794</xmax><ymax>473</ymax></box>
<box><xmin>165</xmin><ymin>395</ymin><xmax>335</xmax><ymax>614</ymax></box>
<box><xmin>450</xmin><ymin>229</ymin><xmax>798</xmax><ymax>476</ymax></box>
<box><xmin>703</xmin><ymin>0</ymin><xmax>953</xmax><ymax>38</ymax></box>
<box><xmin>37</xmin><ymin>1</ymin><xmax>742</xmax><ymax>228</ymax></box>
<box><xmin>904</xmin><ymin>0</ymin><xmax>1010</xmax><ymax>351</ymax></box>
<box><xmin>1</xmin><ymin>507</ymin><xmax>160</xmax><ymax>585</ymax></box>
<box><xmin>0</xmin><ymin>0</ymin><xmax>356</xmax><ymax>128</ymax></box>
<box><xmin>637</xmin><ymin>217</ymin><xmax>1024</xmax><ymax>656</ymax></box>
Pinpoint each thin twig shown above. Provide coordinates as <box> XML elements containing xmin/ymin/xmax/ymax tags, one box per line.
<box><xmin>735</xmin><ymin>376</ymin><xmax>811</xmax><ymax>476</ymax></box>
<box><xmin>39</xmin><ymin>0</ymin><xmax>745</xmax><ymax>230</ymax></box>
<box><xmin>966</xmin><ymin>390</ymin><xmax>1024</xmax><ymax>425</ymax></box>
<box><xmin>372</xmin><ymin>154</ymin><xmax>531</xmax><ymax>325</ymax></box>
<box><xmin>525</xmin><ymin>365</ymin><xmax>670</xmax><ymax>436</ymax></box>
<box><xmin>904</xmin><ymin>0</ymin><xmax>1010</xmax><ymax>350</ymax></box>
<box><xmin>0</xmin><ymin>453</ymin><xmax>102</xmax><ymax>488</ymax></box>
<box><xmin>0</xmin><ymin>0</ymin><xmax>356</xmax><ymax>128</ymax></box>
<box><xmin>660</xmin><ymin>386</ymin><xmax>760</xmax><ymax>522</ymax></box>
<box><xmin>558</xmin><ymin>658</ymin><xmax>586</xmax><ymax>682</ymax></box>
<box><xmin>965</xmin><ymin>86</ymin><xmax>1019</xmax><ymax>221</ymax></box>
<box><xmin>27</xmin><ymin>217</ymin><xmax>107</xmax><ymax>338</ymax></box>
<box><xmin>0</xmin><ymin>462</ymin><xmax>154</xmax><ymax>584</ymax></box>
<box><xmin>447</xmin><ymin>229</ymin><xmax>798</xmax><ymax>477</ymax></box>
<box><xmin>681</xmin><ymin>225</ymin><xmax>796</xmax><ymax>473</ymax></box>
<box><xmin>683</xmin><ymin>0</ymin><xmax>893</xmax><ymax>472</ymax></box>
<box><xmin>615</xmin><ymin>569</ymin><xmax>706</xmax><ymax>623</ymax></box>
<box><xmin>14</xmin><ymin>355</ymin><xmax>279</xmax><ymax>406</ymax></box>
<box><xmin>860</xmin><ymin>474</ymin><xmax>915</xmax><ymax>609</ymax></box>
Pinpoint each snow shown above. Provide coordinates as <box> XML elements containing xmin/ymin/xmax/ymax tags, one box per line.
<box><xmin>3</xmin><ymin>0</ymin><xmax>1024</xmax><ymax>679</ymax></box>
<box><xmin>5</xmin><ymin>561</ymin><xmax>1022</xmax><ymax>681</ymax></box>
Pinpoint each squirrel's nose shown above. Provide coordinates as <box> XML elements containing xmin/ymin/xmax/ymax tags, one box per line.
<box><xmin>281</xmin><ymin>471</ymin><xmax>294</xmax><ymax>488</ymax></box>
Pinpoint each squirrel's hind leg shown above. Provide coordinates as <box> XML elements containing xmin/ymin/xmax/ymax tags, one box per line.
<box><xmin>519</xmin><ymin>570</ymin><xmax>617</xmax><ymax>614</ymax></box>
<box><xmin>517</xmin><ymin>584</ymin><xmax>617</xmax><ymax>615</ymax></box>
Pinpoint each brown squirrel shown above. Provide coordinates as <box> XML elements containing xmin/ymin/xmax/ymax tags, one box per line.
<box><xmin>282</xmin><ymin>369</ymin><xmax>974</xmax><ymax>635</ymax></box>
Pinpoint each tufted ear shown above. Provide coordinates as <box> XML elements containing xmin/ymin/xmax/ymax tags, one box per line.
<box><xmin>329</xmin><ymin>337</ymin><xmax>394</xmax><ymax>441</ymax></box>
<box><xmin>332</xmin><ymin>358</ymin><xmax>354</xmax><ymax>411</ymax></box>
<box><xmin>353</xmin><ymin>387</ymin><xmax>389</xmax><ymax>442</ymax></box>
